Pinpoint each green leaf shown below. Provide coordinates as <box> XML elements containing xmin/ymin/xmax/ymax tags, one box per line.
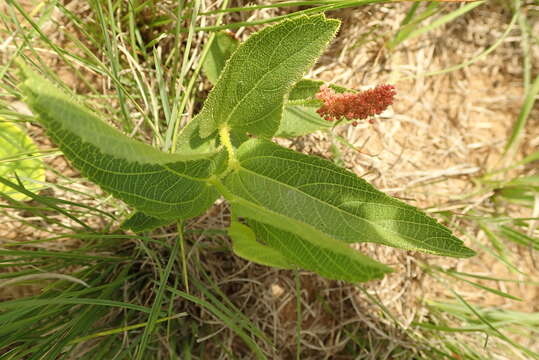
<box><xmin>225</xmin><ymin>138</ymin><xmax>475</xmax><ymax>258</ymax></box>
<box><xmin>174</xmin><ymin>115</ymin><xmax>221</xmax><ymax>156</ymax></box>
<box><xmin>202</xmin><ymin>31</ymin><xmax>239</xmax><ymax>85</ymax></box>
<box><xmin>20</xmin><ymin>67</ymin><xmax>220</xmax><ymax>220</ymax></box>
<box><xmin>287</xmin><ymin>79</ymin><xmax>350</xmax><ymax>101</ymax></box>
<box><xmin>121</xmin><ymin>212</ymin><xmax>175</xmax><ymax>232</ymax></box>
<box><xmin>229</xmin><ymin>220</ymin><xmax>295</xmax><ymax>270</ymax></box>
<box><xmin>0</xmin><ymin>119</ymin><xmax>46</xmax><ymax>200</ymax></box>
<box><xmin>197</xmin><ymin>14</ymin><xmax>340</xmax><ymax>138</ymax></box>
<box><xmin>197</xmin><ymin>26</ymin><xmax>350</xmax><ymax>139</ymax></box>
<box><xmin>276</xmin><ymin>105</ymin><xmax>332</xmax><ymax>138</ymax></box>
<box><xmin>246</xmin><ymin>219</ymin><xmax>391</xmax><ymax>282</ymax></box>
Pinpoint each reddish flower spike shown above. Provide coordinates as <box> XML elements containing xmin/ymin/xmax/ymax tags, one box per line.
<box><xmin>315</xmin><ymin>84</ymin><xmax>396</xmax><ymax>123</ymax></box>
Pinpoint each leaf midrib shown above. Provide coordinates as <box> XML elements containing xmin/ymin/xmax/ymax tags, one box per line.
<box><xmin>221</xmin><ymin>19</ymin><xmax>328</xmax><ymax>128</ymax></box>
<box><xmin>235</xmin><ymin>163</ymin><xmax>461</xmax><ymax>254</ymax></box>
<box><xmin>52</xmin><ymin>122</ymin><xmax>214</xmax><ymax>182</ymax></box>
<box><xmin>240</xmin><ymin>154</ymin><xmax>448</xmax><ymax>224</ymax></box>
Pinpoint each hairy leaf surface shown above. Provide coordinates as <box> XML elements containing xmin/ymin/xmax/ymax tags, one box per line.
<box><xmin>225</xmin><ymin>139</ymin><xmax>475</xmax><ymax>258</ymax></box>
<box><xmin>121</xmin><ymin>212</ymin><xmax>175</xmax><ymax>232</ymax></box>
<box><xmin>197</xmin><ymin>14</ymin><xmax>339</xmax><ymax>138</ymax></box>
<box><xmin>246</xmin><ymin>219</ymin><xmax>391</xmax><ymax>282</ymax></box>
<box><xmin>198</xmin><ymin>29</ymin><xmax>348</xmax><ymax>139</ymax></box>
<box><xmin>21</xmin><ymin>69</ymin><xmax>220</xmax><ymax>220</ymax></box>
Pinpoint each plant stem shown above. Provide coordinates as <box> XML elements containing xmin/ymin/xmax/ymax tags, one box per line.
<box><xmin>178</xmin><ymin>221</ymin><xmax>190</xmax><ymax>294</ymax></box>
<box><xmin>218</xmin><ymin>125</ymin><xmax>240</xmax><ymax>170</ymax></box>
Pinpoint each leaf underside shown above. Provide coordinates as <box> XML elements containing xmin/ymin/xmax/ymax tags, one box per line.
<box><xmin>229</xmin><ymin>220</ymin><xmax>295</xmax><ymax>270</ymax></box>
<box><xmin>225</xmin><ymin>138</ymin><xmax>475</xmax><ymax>259</ymax></box>
<box><xmin>21</xmin><ymin>68</ymin><xmax>220</xmax><ymax>220</ymax></box>
<box><xmin>121</xmin><ymin>211</ymin><xmax>175</xmax><ymax>232</ymax></box>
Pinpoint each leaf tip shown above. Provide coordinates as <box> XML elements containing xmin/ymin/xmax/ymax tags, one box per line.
<box><xmin>459</xmin><ymin>246</ymin><xmax>476</xmax><ymax>258</ymax></box>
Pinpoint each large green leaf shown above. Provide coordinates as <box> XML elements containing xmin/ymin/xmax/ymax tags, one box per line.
<box><xmin>224</xmin><ymin>138</ymin><xmax>475</xmax><ymax>258</ymax></box>
<box><xmin>246</xmin><ymin>219</ymin><xmax>391</xmax><ymax>282</ymax></box>
<box><xmin>198</xmin><ymin>27</ymin><xmax>349</xmax><ymax>139</ymax></box>
<box><xmin>197</xmin><ymin>14</ymin><xmax>340</xmax><ymax>138</ymax></box>
<box><xmin>121</xmin><ymin>211</ymin><xmax>175</xmax><ymax>232</ymax></box>
<box><xmin>0</xmin><ymin>120</ymin><xmax>45</xmax><ymax>200</ymax></box>
<box><xmin>20</xmin><ymin>68</ymin><xmax>220</xmax><ymax>220</ymax></box>
<box><xmin>226</xmin><ymin>199</ymin><xmax>391</xmax><ymax>282</ymax></box>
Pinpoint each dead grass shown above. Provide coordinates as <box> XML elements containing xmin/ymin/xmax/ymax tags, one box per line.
<box><xmin>297</xmin><ymin>2</ymin><xmax>539</xmax><ymax>357</ymax></box>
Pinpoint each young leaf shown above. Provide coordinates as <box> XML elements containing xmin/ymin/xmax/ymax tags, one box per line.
<box><xmin>197</xmin><ymin>14</ymin><xmax>340</xmax><ymax>138</ymax></box>
<box><xmin>246</xmin><ymin>219</ymin><xmax>391</xmax><ymax>282</ymax></box>
<box><xmin>20</xmin><ymin>67</ymin><xmax>220</xmax><ymax>220</ymax></box>
<box><xmin>276</xmin><ymin>80</ymin><xmax>352</xmax><ymax>138</ymax></box>
<box><xmin>276</xmin><ymin>106</ymin><xmax>332</xmax><ymax>138</ymax></box>
<box><xmin>0</xmin><ymin>119</ymin><xmax>45</xmax><ymax>200</ymax></box>
<box><xmin>287</xmin><ymin>79</ymin><xmax>350</xmax><ymax>101</ymax></box>
<box><xmin>202</xmin><ymin>31</ymin><xmax>239</xmax><ymax>85</ymax></box>
<box><xmin>224</xmin><ymin>138</ymin><xmax>475</xmax><ymax>258</ymax></box>
<box><xmin>229</xmin><ymin>220</ymin><xmax>295</xmax><ymax>270</ymax></box>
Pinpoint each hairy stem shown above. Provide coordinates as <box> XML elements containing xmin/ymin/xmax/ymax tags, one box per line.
<box><xmin>219</xmin><ymin>125</ymin><xmax>240</xmax><ymax>170</ymax></box>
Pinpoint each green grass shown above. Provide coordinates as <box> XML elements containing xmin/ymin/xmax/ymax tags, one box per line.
<box><xmin>1</xmin><ymin>0</ymin><xmax>538</xmax><ymax>359</ymax></box>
